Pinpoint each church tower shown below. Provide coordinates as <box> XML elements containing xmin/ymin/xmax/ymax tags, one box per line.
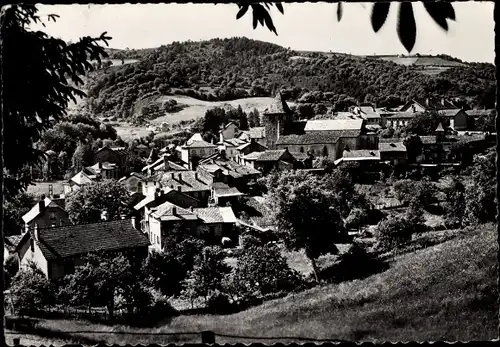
<box><xmin>262</xmin><ymin>92</ymin><xmax>293</xmax><ymax>149</ymax></box>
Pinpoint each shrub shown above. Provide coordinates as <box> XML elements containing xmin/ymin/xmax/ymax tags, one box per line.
<box><xmin>207</xmin><ymin>290</ymin><xmax>232</xmax><ymax>314</ymax></box>
<box><xmin>375</xmin><ymin>215</ymin><xmax>414</xmax><ymax>251</ymax></box>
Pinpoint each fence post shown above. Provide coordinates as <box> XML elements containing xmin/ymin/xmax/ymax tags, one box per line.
<box><xmin>201</xmin><ymin>331</ymin><xmax>215</xmax><ymax>344</ymax></box>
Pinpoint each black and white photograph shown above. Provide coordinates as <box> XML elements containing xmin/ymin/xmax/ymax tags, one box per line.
<box><xmin>1</xmin><ymin>1</ymin><xmax>497</xmax><ymax>345</ymax></box>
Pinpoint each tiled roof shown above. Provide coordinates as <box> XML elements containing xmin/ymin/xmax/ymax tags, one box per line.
<box><xmin>134</xmin><ymin>187</ymin><xmax>199</xmax><ymax>210</ymax></box>
<box><xmin>304</xmin><ymin>119</ymin><xmax>363</xmax><ymax>132</ymax></box>
<box><xmin>96</xmin><ymin>146</ymin><xmax>128</xmax><ymax>158</ymax></box>
<box><xmin>183</xmin><ymin>140</ymin><xmax>217</xmax><ymax>149</ymax></box>
<box><xmin>212</xmin><ymin>182</ymin><xmax>244</xmax><ymax>198</ymax></box>
<box><xmin>87</xmin><ymin>162</ymin><xmax>118</xmax><ymax>174</ymax></box>
<box><xmin>249</xmin><ymin>127</ymin><xmax>266</xmax><ymax>139</ymax></box>
<box><xmin>5</xmin><ymin>234</ymin><xmax>25</xmax><ymax>252</ymax></box>
<box><xmin>221</xmin><ymin>138</ymin><xmax>248</xmax><ymax>148</ymax></box>
<box><xmin>35</xmin><ymin>219</ymin><xmax>150</xmax><ymax>260</ymax></box>
<box><xmin>155</xmin><ymin>171</ymin><xmax>212</xmax><ymax>193</ymax></box>
<box><xmin>386</xmin><ymin>112</ymin><xmax>420</xmax><ymax>119</ymax></box>
<box><xmin>276</xmin><ymin>131</ymin><xmax>342</xmax><ymax>145</ymax></box>
<box><xmin>255</xmin><ymin>149</ymin><xmax>288</xmax><ymax>162</ymax></box>
<box><xmin>22</xmin><ymin>197</ymin><xmax>65</xmax><ymax>224</ymax></box>
<box><xmin>413</xmin><ymin>98</ymin><xmax>457</xmax><ymax>110</ymax></box>
<box><xmin>342</xmin><ymin>150</ymin><xmax>380</xmax><ymax>160</ymax></box>
<box><xmin>466</xmin><ymin>109</ymin><xmax>494</xmax><ymax>117</ymax></box>
<box><xmin>263</xmin><ymin>92</ymin><xmax>291</xmax><ymax>115</ymax></box>
<box><xmin>150</xmin><ymin>201</ymin><xmax>198</xmax><ymax>222</ymax></box>
<box><xmin>289</xmin><ymin>151</ymin><xmax>310</xmax><ymax>161</ymax></box>
<box><xmin>198</xmin><ymin>156</ymin><xmax>261</xmax><ymax>178</ymax></box>
<box><xmin>71</xmin><ymin>171</ymin><xmax>95</xmax><ymax>186</ymax></box>
<box><xmin>242</xmin><ymin>152</ymin><xmax>262</xmax><ymax>161</ymax></box>
<box><xmin>420</xmin><ymin>136</ymin><xmax>438</xmax><ymax>144</ymax></box>
<box><xmin>135</xmin><ymin>144</ymin><xmax>148</xmax><ymax>149</ymax></box>
<box><xmin>186</xmin><ymin>133</ymin><xmax>204</xmax><ymax>145</ymax></box>
<box><xmin>193</xmin><ymin>207</ymin><xmax>237</xmax><ymax>224</ymax></box>
<box><xmin>119</xmin><ymin>172</ymin><xmax>146</xmax><ymax>182</ymax></box>
<box><xmin>437</xmin><ymin>109</ymin><xmax>461</xmax><ymax>117</ymax></box>
<box><xmin>379</xmin><ymin>142</ymin><xmax>407</xmax><ymax>152</ymax></box>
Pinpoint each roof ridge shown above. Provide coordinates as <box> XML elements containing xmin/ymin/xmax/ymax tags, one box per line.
<box><xmin>37</xmin><ymin>218</ymin><xmax>132</xmax><ymax>231</ymax></box>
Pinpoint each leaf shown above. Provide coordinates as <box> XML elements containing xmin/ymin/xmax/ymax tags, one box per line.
<box><xmin>423</xmin><ymin>3</ymin><xmax>455</xmax><ymax>31</ymax></box>
<box><xmin>236</xmin><ymin>5</ymin><xmax>249</xmax><ymax>20</ymax></box>
<box><xmin>276</xmin><ymin>3</ymin><xmax>284</xmax><ymax>14</ymax></box>
<box><xmin>371</xmin><ymin>2</ymin><xmax>391</xmax><ymax>32</ymax></box>
<box><xmin>337</xmin><ymin>3</ymin><xmax>343</xmax><ymax>22</ymax></box>
<box><xmin>264</xmin><ymin>12</ymin><xmax>278</xmax><ymax>35</ymax></box>
<box><xmin>397</xmin><ymin>2</ymin><xmax>417</xmax><ymax>53</ymax></box>
<box><xmin>252</xmin><ymin>12</ymin><xmax>258</xmax><ymax>29</ymax></box>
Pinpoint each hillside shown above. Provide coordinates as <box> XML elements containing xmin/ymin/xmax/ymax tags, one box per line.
<box><xmin>10</xmin><ymin>223</ymin><xmax>497</xmax><ymax>345</ymax></box>
<box><xmin>85</xmin><ymin>37</ymin><xmax>495</xmax><ymax>122</ymax></box>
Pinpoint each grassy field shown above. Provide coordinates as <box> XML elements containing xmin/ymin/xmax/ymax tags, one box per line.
<box><xmin>11</xmin><ymin>223</ymin><xmax>497</xmax><ymax>344</ymax></box>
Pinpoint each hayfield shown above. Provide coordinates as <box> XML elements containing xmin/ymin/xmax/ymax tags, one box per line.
<box><xmin>13</xmin><ymin>223</ymin><xmax>497</xmax><ymax>344</ymax></box>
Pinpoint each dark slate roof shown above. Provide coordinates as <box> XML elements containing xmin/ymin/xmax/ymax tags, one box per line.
<box><xmin>276</xmin><ymin>131</ymin><xmax>341</xmax><ymax>145</ymax></box>
<box><xmin>343</xmin><ymin>150</ymin><xmax>380</xmax><ymax>159</ymax></box>
<box><xmin>35</xmin><ymin>219</ymin><xmax>150</xmax><ymax>260</ymax></box>
<box><xmin>263</xmin><ymin>92</ymin><xmax>291</xmax><ymax>115</ymax></box>
<box><xmin>212</xmin><ymin>182</ymin><xmax>244</xmax><ymax>197</ymax></box>
<box><xmin>255</xmin><ymin>149</ymin><xmax>288</xmax><ymax>162</ymax></box>
<box><xmin>154</xmin><ymin>171</ymin><xmax>212</xmax><ymax>193</ymax></box>
<box><xmin>198</xmin><ymin>156</ymin><xmax>261</xmax><ymax>178</ymax></box>
<box><xmin>193</xmin><ymin>207</ymin><xmax>237</xmax><ymax>224</ymax></box>
<box><xmin>289</xmin><ymin>151</ymin><xmax>310</xmax><ymax>161</ymax></box>
<box><xmin>387</xmin><ymin>112</ymin><xmax>420</xmax><ymax>119</ymax></box>
<box><xmin>150</xmin><ymin>201</ymin><xmax>198</xmax><ymax>222</ymax></box>
<box><xmin>403</xmin><ymin>98</ymin><xmax>457</xmax><ymax>111</ymax></box>
<box><xmin>379</xmin><ymin>142</ymin><xmax>407</xmax><ymax>152</ymax></box>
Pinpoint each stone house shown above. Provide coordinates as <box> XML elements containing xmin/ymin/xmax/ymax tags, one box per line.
<box><xmin>219</xmin><ymin>121</ymin><xmax>240</xmax><ymax>140</ymax></box>
<box><xmin>22</xmin><ymin>197</ymin><xmax>70</xmax><ymax>232</ymax></box>
<box><xmin>241</xmin><ymin>148</ymin><xmax>298</xmax><ymax>174</ymax></box>
<box><xmin>378</xmin><ymin>139</ymin><xmax>407</xmax><ymax>165</ymax></box>
<box><xmin>18</xmin><ymin>219</ymin><xmax>149</xmax><ymax>279</ymax></box>
<box><xmin>178</xmin><ymin>133</ymin><xmax>219</xmax><ymax>170</ymax></box>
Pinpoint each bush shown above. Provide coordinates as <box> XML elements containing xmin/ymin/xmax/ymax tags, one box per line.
<box><xmin>207</xmin><ymin>291</ymin><xmax>232</xmax><ymax>314</ymax></box>
<box><xmin>135</xmin><ymin>295</ymin><xmax>177</xmax><ymax>326</ymax></box>
<box><xmin>375</xmin><ymin>215</ymin><xmax>414</xmax><ymax>251</ymax></box>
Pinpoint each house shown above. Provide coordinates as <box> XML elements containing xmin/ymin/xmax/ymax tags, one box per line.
<box><xmin>94</xmin><ymin>146</ymin><xmax>128</xmax><ymax>170</ymax></box>
<box><xmin>86</xmin><ymin>161</ymin><xmax>121</xmax><ymax>180</ymax></box>
<box><xmin>146</xmin><ymin>202</ymin><xmax>199</xmax><ymax>251</ymax></box>
<box><xmin>66</xmin><ymin>169</ymin><xmax>96</xmax><ymax>193</ymax></box>
<box><xmin>217</xmin><ymin>137</ymin><xmax>248</xmax><ymax>161</ymax></box>
<box><xmin>133</xmin><ymin>143</ymin><xmax>150</xmax><ymax>158</ymax></box>
<box><xmin>134</xmin><ymin>187</ymin><xmax>201</xmax><ymax>234</ymax></box>
<box><xmin>210</xmin><ymin>182</ymin><xmax>244</xmax><ymax>206</ymax></box>
<box><xmin>235</xmin><ymin>139</ymin><xmax>267</xmax><ymax>163</ymax></box>
<box><xmin>385</xmin><ymin>112</ymin><xmax>418</xmax><ymax>128</ymax></box>
<box><xmin>143</xmin><ymin>170</ymin><xmax>213</xmax><ymax>205</ymax></box>
<box><xmin>219</xmin><ymin>121</ymin><xmax>240</xmax><ymax>140</ymax></box>
<box><xmin>289</xmin><ymin>151</ymin><xmax>314</xmax><ymax>169</ymax></box>
<box><xmin>378</xmin><ymin>139</ymin><xmax>407</xmax><ymax>165</ymax></box>
<box><xmin>141</xmin><ymin>154</ymin><xmax>187</xmax><ymax>176</ymax></box>
<box><xmin>437</xmin><ymin>109</ymin><xmax>469</xmax><ymax>131</ymax></box>
<box><xmin>237</xmin><ymin>127</ymin><xmax>267</xmax><ymax>147</ymax></box>
<box><xmin>350</xmin><ymin>105</ymin><xmax>382</xmax><ymax>127</ymax></box>
<box><xmin>119</xmin><ymin>172</ymin><xmax>147</xmax><ymax>194</ymax></box>
<box><xmin>241</xmin><ymin>148</ymin><xmax>298</xmax><ymax>174</ymax></box>
<box><xmin>18</xmin><ymin>219</ymin><xmax>150</xmax><ymax>279</ymax></box>
<box><xmin>198</xmin><ymin>153</ymin><xmax>262</xmax><ymax>191</ymax></box>
<box><xmin>193</xmin><ymin>207</ymin><xmax>238</xmax><ymax>246</ymax></box>
<box><xmin>399</xmin><ymin>98</ymin><xmax>458</xmax><ymax>113</ymax></box>
<box><xmin>22</xmin><ymin>197</ymin><xmax>70</xmax><ymax>232</ymax></box>
<box><xmin>177</xmin><ymin>133</ymin><xmax>219</xmax><ymax>169</ymax></box>
<box><xmin>337</xmin><ymin>149</ymin><xmax>381</xmax><ymax>164</ymax></box>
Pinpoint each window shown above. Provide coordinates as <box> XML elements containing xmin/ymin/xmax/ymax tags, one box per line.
<box><xmin>49</xmin><ymin>212</ymin><xmax>56</xmax><ymax>221</ymax></box>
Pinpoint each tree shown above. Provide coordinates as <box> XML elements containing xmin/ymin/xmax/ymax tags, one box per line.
<box><xmin>375</xmin><ymin>215</ymin><xmax>413</xmax><ymax>251</ymax></box>
<box><xmin>60</xmin><ymin>253</ymin><xmax>142</xmax><ymax>320</ymax></box>
<box><xmin>405</xmin><ymin>111</ymin><xmax>445</xmax><ymax>135</ymax></box>
<box><xmin>443</xmin><ymin>178</ymin><xmax>466</xmax><ymax>228</ymax></box>
<box><xmin>9</xmin><ymin>261</ymin><xmax>55</xmax><ymax>315</ymax></box>
<box><xmin>65</xmin><ymin>179</ymin><xmax>131</xmax><ymax>224</ymax></box>
<box><xmin>182</xmin><ymin>246</ymin><xmax>230</xmax><ymax>305</ymax></box>
<box><xmin>230</xmin><ymin>243</ymin><xmax>302</xmax><ymax>298</ymax></box>
<box><xmin>475</xmin><ymin>110</ymin><xmax>496</xmax><ymax>133</ymax></box>
<box><xmin>1</xmin><ymin>5</ymin><xmax>110</xmax><ymax>199</ymax></box>
<box><xmin>403</xmin><ymin>134</ymin><xmax>423</xmax><ymax>163</ymax></box>
<box><xmin>266</xmin><ymin>171</ymin><xmax>347</xmax><ymax>282</ymax></box>
<box><xmin>345</xmin><ymin>208</ymin><xmax>369</xmax><ymax>232</ymax></box>
<box><xmin>239</xmin><ymin>111</ymin><xmax>249</xmax><ymax>131</ymax></box>
<box><xmin>71</xmin><ymin>142</ymin><xmax>94</xmax><ymax>173</ymax></box>
<box><xmin>3</xmin><ymin>191</ymin><xmax>35</xmax><ymax>236</ymax></box>
<box><xmin>247</xmin><ymin>108</ymin><xmax>261</xmax><ymax>127</ymax></box>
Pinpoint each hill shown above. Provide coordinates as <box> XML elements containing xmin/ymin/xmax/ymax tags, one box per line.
<box><xmin>11</xmin><ymin>223</ymin><xmax>497</xmax><ymax>344</ymax></box>
<box><xmin>85</xmin><ymin>37</ymin><xmax>495</xmax><ymax>122</ymax></box>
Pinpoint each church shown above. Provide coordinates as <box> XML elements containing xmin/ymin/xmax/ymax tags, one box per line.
<box><xmin>262</xmin><ymin>92</ymin><xmax>378</xmax><ymax>160</ymax></box>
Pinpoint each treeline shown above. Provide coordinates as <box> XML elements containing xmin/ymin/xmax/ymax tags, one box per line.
<box><xmin>86</xmin><ymin>37</ymin><xmax>495</xmax><ymax>121</ymax></box>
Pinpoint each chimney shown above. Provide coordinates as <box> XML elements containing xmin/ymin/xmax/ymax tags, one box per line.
<box><xmin>177</xmin><ymin>185</ymin><xmax>182</xmax><ymax>192</ymax></box>
<box><xmin>131</xmin><ymin>216</ymin><xmax>136</xmax><ymax>229</ymax></box>
<box><xmin>98</xmin><ymin>162</ymin><xmax>102</xmax><ymax>169</ymax></box>
<box><xmin>163</xmin><ymin>155</ymin><xmax>169</xmax><ymax>170</ymax></box>
<box><xmin>172</xmin><ymin>207</ymin><xmax>177</xmax><ymax>216</ymax></box>
<box><xmin>24</xmin><ymin>224</ymin><xmax>29</xmax><ymax>234</ymax></box>
<box><xmin>178</xmin><ymin>173</ymin><xmax>182</xmax><ymax>182</ymax></box>
<box><xmin>154</xmin><ymin>187</ymin><xmax>160</xmax><ymax>198</ymax></box>
<box><xmin>171</xmin><ymin>172</ymin><xmax>175</xmax><ymax>179</ymax></box>
<box><xmin>34</xmin><ymin>224</ymin><xmax>39</xmax><ymax>241</ymax></box>
<box><xmin>441</xmin><ymin>98</ymin><xmax>445</xmax><ymax>106</ymax></box>
<box><xmin>194</xmin><ymin>172</ymin><xmax>198</xmax><ymax>180</ymax></box>
<box><xmin>39</xmin><ymin>199</ymin><xmax>45</xmax><ymax>211</ymax></box>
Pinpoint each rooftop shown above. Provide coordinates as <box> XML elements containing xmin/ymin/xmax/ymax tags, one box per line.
<box><xmin>342</xmin><ymin>150</ymin><xmax>381</xmax><ymax>160</ymax></box>
<box><xmin>198</xmin><ymin>155</ymin><xmax>261</xmax><ymax>178</ymax></box>
<box><xmin>304</xmin><ymin>119</ymin><xmax>364</xmax><ymax>132</ymax></box>
<box><xmin>254</xmin><ymin>149</ymin><xmax>289</xmax><ymax>162</ymax></box>
<box><xmin>150</xmin><ymin>201</ymin><xmax>198</xmax><ymax>222</ymax></box>
<box><xmin>276</xmin><ymin>132</ymin><xmax>341</xmax><ymax>145</ymax></box>
<box><xmin>22</xmin><ymin>197</ymin><xmax>66</xmax><ymax>224</ymax></box>
<box><xmin>263</xmin><ymin>92</ymin><xmax>292</xmax><ymax>115</ymax></box>
<box><xmin>193</xmin><ymin>207</ymin><xmax>237</xmax><ymax>224</ymax></box>
<box><xmin>34</xmin><ymin>219</ymin><xmax>150</xmax><ymax>260</ymax></box>
<box><xmin>379</xmin><ymin>142</ymin><xmax>407</xmax><ymax>152</ymax></box>
<box><xmin>212</xmin><ymin>182</ymin><xmax>244</xmax><ymax>198</ymax></box>
<box><xmin>150</xmin><ymin>170</ymin><xmax>212</xmax><ymax>193</ymax></box>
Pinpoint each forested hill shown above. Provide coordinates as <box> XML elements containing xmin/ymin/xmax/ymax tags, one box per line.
<box><xmin>87</xmin><ymin>37</ymin><xmax>496</xmax><ymax>120</ymax></box>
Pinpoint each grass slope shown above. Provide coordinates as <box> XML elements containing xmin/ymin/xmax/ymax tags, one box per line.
<box><xmin>12</xmin><ymin>223</ymin><xmax>497</xmax><ymax>345</ymax></box>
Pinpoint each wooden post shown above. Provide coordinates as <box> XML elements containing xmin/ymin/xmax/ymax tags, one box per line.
<box><xmin>201</xmin><ymin>331</ymin><xmax>215</xmax><ymax>344</ymax></box>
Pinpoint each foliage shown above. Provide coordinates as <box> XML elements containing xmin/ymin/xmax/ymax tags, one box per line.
<box><xmin>9</xmin><ymin>261</ymin><xmax>55</xmax><ymax>315</ymax></box>
<box><xmin>405</xmin><ymin>111</ymin><xmax>445</xmax><ymax>135</ymax></box>
<box><xmin>230</xmin><ymin>243</ymin><xmax>303</xmax><ymax>299</ymax></box>
<box><xmin>403</xmin><ymin>134</ymin><xmax>423</xmax><ymax>163</ymax></box>
<box><xmin>65</xmin><ymin>179</ymin><xmax>131</xmax><ymax>224</ymax></box>
<box><xmin>182</xmin><ymin>246</ymin><xmax>231</xmax><ymax>304</ymax></box>
<box><xmin>443</xmin><ymin>178</ymin><xmax>466</xmax><ymax>228</ymax></box>
<box><xmin>345</xmin><ymin>208</ymin><xmax>369</xmax><ymax>231</ymax></box>
<box><xmin>473</xmin><ymin>110</ymin><xmax>496</xmax><ymax>133</ymax></box>
<box><xmin>143</xmin><ymin>229</ymin><xmax>205</xmax><ymax>297</ymax></box>
<box><xmin>375</xmin><ymin>214</ymin><xmax>415</xmax><ymax>251</ymax></box>
<box><xmin>71</xmin><ymin>142</ymin><xmax>94</xmax><ymax>173</ymax></box>
<box><xmin>3</xmin><ymin>191</ymin><xmax>36</xmax><ymax>235</ymax></box>
<box><xmin>392</xmin><ymin>178</ymin><xmax>437</xmax><ymax>209</ymax></box>
<box><xmin>87</xmin><ymin>38</ymin><xmax>495</xmax><ymax>122</ymax></box>
<box><xmin>59</xmin><ymin>252</ymin><xmax>149</xmax><ymax>320</ymax></box>
<box><xmin>265</xmin><ymin>170</ymin><xmax>347</xmax><ymax>281</ymax></box>
<box><xmin>1</xmin><ymin>4</ymin><xmax>110</xmax><ymax>199</ymax></box>
<box><xmin>4</xmin><ymin>255</ymin><xmax>20</xmax><ymax>289</ymax></box>
<box><xmin>247</xmin><ymin>108</ymin><xmax>261</xmax><ymax>127</ymax></box>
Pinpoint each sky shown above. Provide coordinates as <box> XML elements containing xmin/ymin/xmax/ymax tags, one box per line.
<box><xmin>33</xmin><ymin>2</ymin><xmax>495</xmax><ymax>63</ymax></box>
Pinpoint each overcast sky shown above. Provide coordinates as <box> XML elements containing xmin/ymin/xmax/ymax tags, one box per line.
<box><xmin>34</xmin><ymin>2</ymin><xmax>494</xmax><ymax>63</ymax></box>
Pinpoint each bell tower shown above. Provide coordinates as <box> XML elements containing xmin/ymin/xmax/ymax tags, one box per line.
<box><xmin>262</xmin><ymin>92</ymin><xmax>293</xmax><ymax>149</ymax></box>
